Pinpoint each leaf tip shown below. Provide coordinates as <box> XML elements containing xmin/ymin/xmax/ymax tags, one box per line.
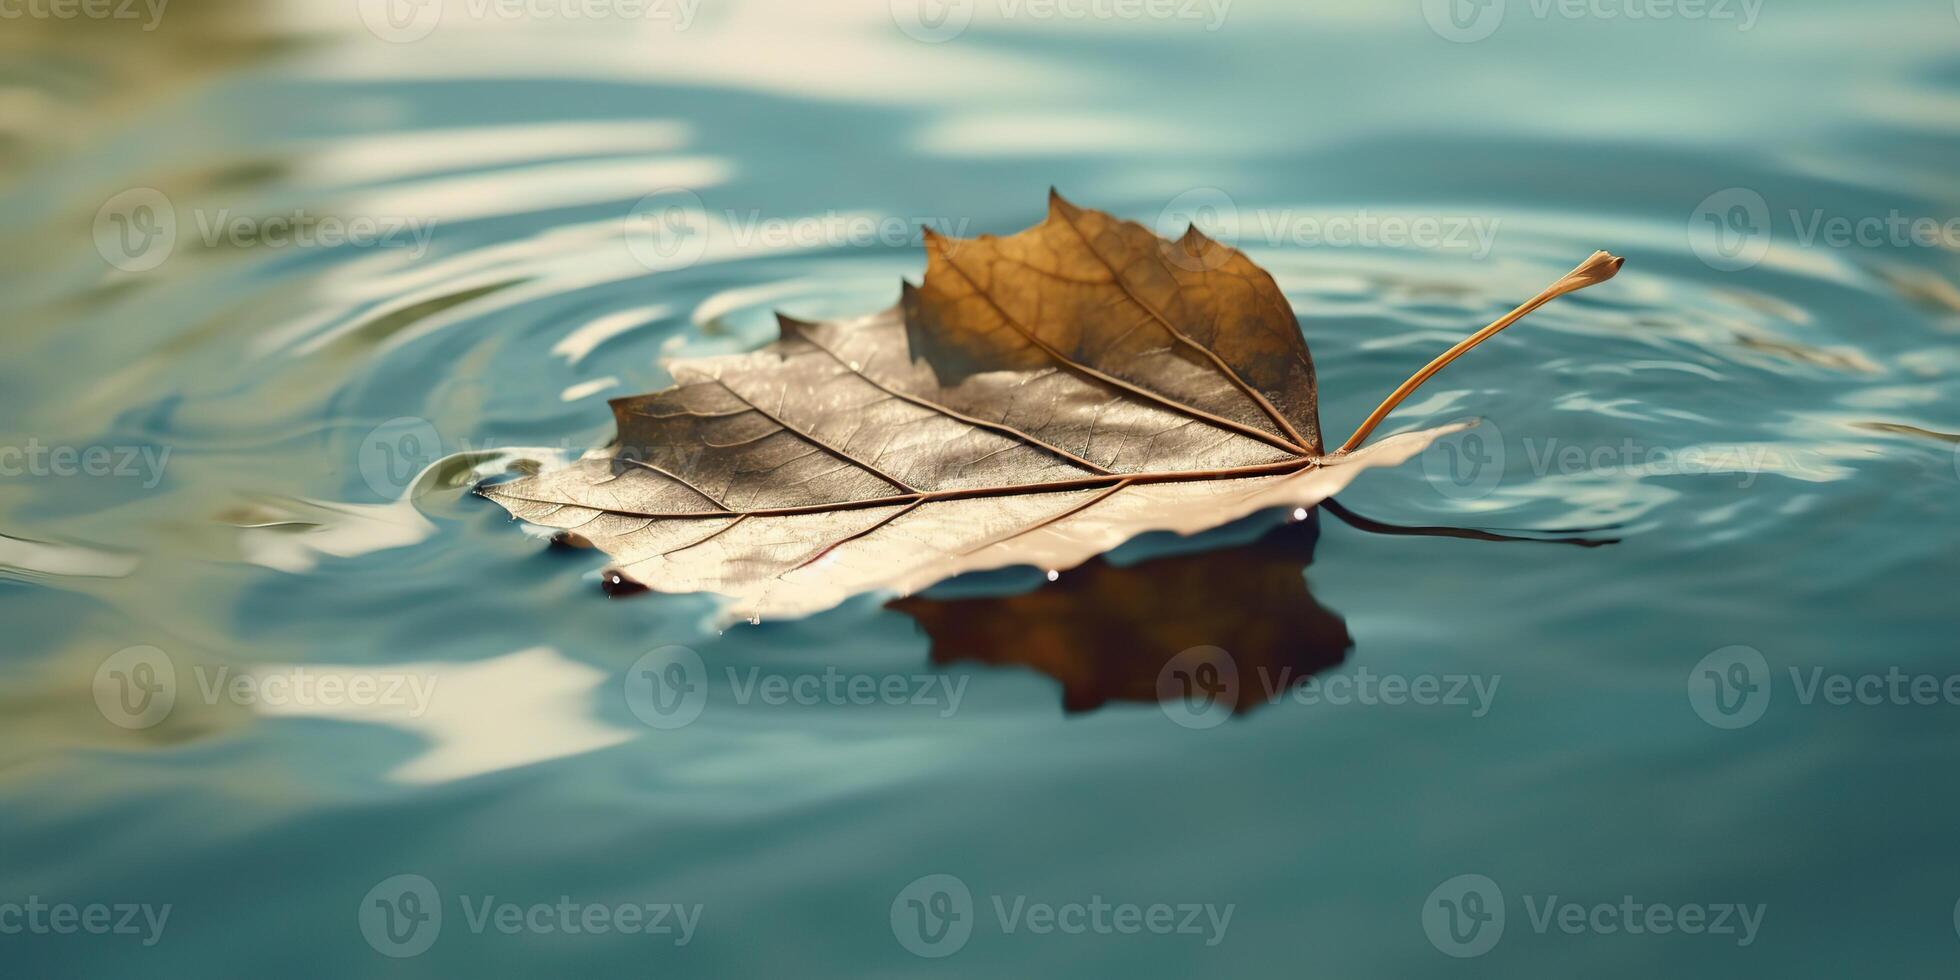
<box><xmin>1047</xmin><ymin>187</ymin><xmax>1077</xmax><ymax>217</ymax></box>
<box><xmin>1562</xmin><ymin>250</ymin><xmax>1625</xmax><ymax>291</ymax></box>
<box><xmin>774</xmin><ymin>311</ymin><xmax>815</xmax><ymax>340</ymax></box>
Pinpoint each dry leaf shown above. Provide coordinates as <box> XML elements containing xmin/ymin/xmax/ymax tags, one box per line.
<box><xmin>480</xmin><ymin>192</ymin><xmax>1622</xmax><ymax>619</ymax></box>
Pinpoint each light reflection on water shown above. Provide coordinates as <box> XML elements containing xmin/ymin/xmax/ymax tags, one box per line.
<box><xmin>3</xmin><ymin>0</ymin><xmax>1960</xmax><ymax>975</ymax></box>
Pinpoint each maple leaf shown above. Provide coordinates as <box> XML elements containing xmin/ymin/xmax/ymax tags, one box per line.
<box><xmin>481</xmin><ymin>192</ymin><xmax>1622</xmax><ymax>620</ymax></box>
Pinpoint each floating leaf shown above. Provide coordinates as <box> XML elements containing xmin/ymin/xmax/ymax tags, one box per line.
<box><xmin>481</xmin><ymin>193</ymin><xmax>1622</xmax><ymax>619</ymax></box>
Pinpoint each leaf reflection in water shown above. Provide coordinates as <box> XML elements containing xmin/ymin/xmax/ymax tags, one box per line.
<box><xmin>891</xmin><ymin>504</ymin><xmax>1616</xmax><ymax>715</ymax></box>
<box><xmin>891</xmin><ymin>512</ymin><xmax>1346</xmax><ymax>715</ymax></box>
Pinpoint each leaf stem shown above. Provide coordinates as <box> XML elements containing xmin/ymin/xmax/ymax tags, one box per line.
<box><xmin>1333</xmin><ymin>250</ymin><xmax>1624</xmax><ymax>455</ymax></box>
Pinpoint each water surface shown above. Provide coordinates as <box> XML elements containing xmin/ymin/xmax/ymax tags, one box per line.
<box><xmin>4</xmin><ymin>1</ymin><xmax>1960</xmax><ymax>975</ymax></box>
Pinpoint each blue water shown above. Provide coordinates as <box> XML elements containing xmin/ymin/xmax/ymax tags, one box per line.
<box><xmin>4</xmin><ymin>1</ymin><xmax>1960</xmax><ymax>975</ymax></box>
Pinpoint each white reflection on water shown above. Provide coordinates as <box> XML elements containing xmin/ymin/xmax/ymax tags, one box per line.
<box><xmin>234</xmin><ymin>497</ymin><xmax>433</xmax><ymax>574</ymax></box>
<box><xmin>278</xmin><ymin>0</ymin><xmax>1095</xmax><ymax>103</ymax></box>
<box><xmin>0</xmin><ymin>533</ymin><xmax>141</xmax><ymax>580</ymax></box>
<box><xmin>252</xmin><ymin>646</ymin><xmax>635</xmax><ymax>783</ymax></box>
<box><xmin>297</xmin><ymin>120</ymin><xmax>693</xmax><ymax>184</ymax></box>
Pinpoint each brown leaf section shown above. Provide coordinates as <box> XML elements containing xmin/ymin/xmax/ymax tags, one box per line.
<box><xmin>910</xmin><ymin>191</ymin><xmax>1321</xmax><ymax>454</ymax></box>
<box><xmin>478</xmin><ymin>194</ymin><xmax>1473</xmax><ymax>619</ymax></box>
<box><xmin>891</xmin><ymin>514</ymin><xmax>1349</xmax><ymax>714</ymax></box>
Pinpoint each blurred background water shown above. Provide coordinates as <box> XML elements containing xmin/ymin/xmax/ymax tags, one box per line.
<box><xmin>3</xmin><ymin>0</ymin><xmax>1959</xmax><ymax>975</ymax></box>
